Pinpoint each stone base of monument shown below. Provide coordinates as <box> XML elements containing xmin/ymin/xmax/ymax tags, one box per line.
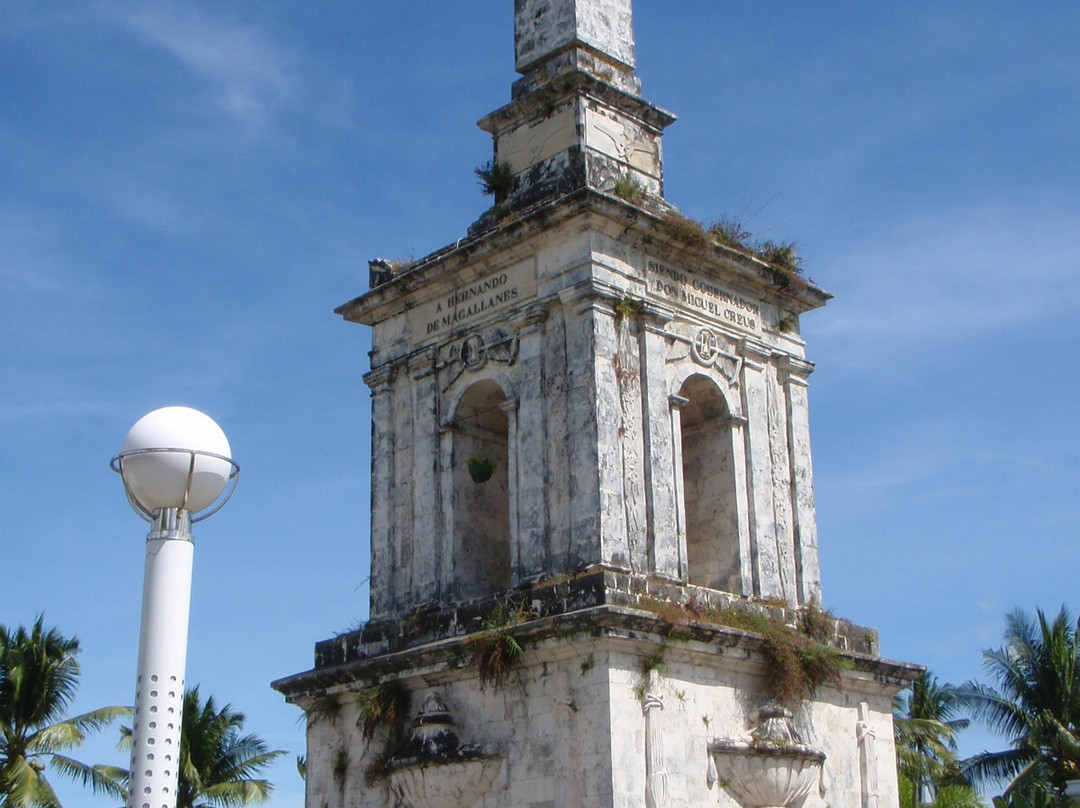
<box><xmin>275</xmin><ymin>572</ymin><xmax>916</xmax><ymax>808</ymax></box>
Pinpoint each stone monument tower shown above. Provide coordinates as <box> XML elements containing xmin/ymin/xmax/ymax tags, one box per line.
<box><xmin>274</xmin><ymin>2</ymin><xmax>920</xmax><ymax>806</ymax></box>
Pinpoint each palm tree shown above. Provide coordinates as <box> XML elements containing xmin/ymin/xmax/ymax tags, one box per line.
<box><xmin>0</xmin><ymin>617</ymin><xmax>128</xmax><ymax>807</ymax></box>
<box><xmin>894</xmin><ymin>671</ymin><xmax>973</xmax><ymax>808</ymax></box>
<box><xmin>174</xmin><ymin>687</ymin><xmax>284</xmax><ymax>808</ymax></box>
<box><xmin>102</xmin><ymin>686</ymin><xmax>285</xmax><ymax>808</ymax></box>
<box><xmin>959</xmin><ymin>607</ymin><xmax>1080</xmax><ymax>804</ymax></box>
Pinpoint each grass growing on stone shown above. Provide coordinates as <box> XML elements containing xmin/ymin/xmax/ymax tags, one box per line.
<box><xmin>306</xmin><ymin>694</ymin><xmax>342</xmax><ymax>728</ymax></box>
<box><xmin>467</xmin><ymin>600</ymin><xmax>534</xmax><ymax>692</ymax></box>
<box><xmin>662</xmin><ymin>210</ymin><xmax>713</xmax><ymax>251</ymax></box>
<box><xmin>355</xmin><ymin>680</ymin><xmax>410</xmax><ymax>784</ymax></box>
<box><xmin>634</xmin><ymin>644</ymin><xmax>670</xmax><ymax>702</ymax></box>
<box><xmin>356</xmin><ymin>680</ymin><xmax>410</xmax><ymax>742</ymax></box>
<box><xmin>660</xmin><ymin>210</ymin><xmax>806</xmax><ymax>285</ymax></box>
<box><xmin>637</xmin><ymin>595</ymin><xmax>849</xmax><ymax>705</ymax></box>
<box><xmin>613</xmin><ymin>174</ymin><xmax>646</xmax><ymax>204</ymax></box>
<box><xmin>709</xmin><ymin>215</ymin><xmax>754</xmax><ymax>251</ymax></box>
<box><xmin>475</xmin><ymin>160</ymin><xmax>517</xmax><ymax>201</ymax></box>
<box><xmin>614</xmin><ymin>294</ymin><xmax>643</xmax><ymax>320</ymax></box>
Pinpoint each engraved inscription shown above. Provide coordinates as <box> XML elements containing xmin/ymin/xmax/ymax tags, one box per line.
<box><xmin>647</xmin><ymin>260</ymin><xmax>761</xmax><ymax>332</ymax></box>
<box><xmin>415</xmin><ymin>261</ymin><xmax>536</xmax><ymax>342</ymax></box>
<box><xmin>426</xmin><ymin>273</ymin><xmax>518</xmax><ymax>335</ymax></box>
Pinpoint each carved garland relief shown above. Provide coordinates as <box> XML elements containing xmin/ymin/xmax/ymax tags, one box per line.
<box><xmin>440</xmin><ymin>328</ymin><xmax>520</xmax><ymax>393</ymax></box>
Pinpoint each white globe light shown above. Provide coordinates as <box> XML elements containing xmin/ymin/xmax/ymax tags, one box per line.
<box><xmin>120</xmin><ymin>406</ymin><xmax>234</xmax><ymax>512</ymax></box>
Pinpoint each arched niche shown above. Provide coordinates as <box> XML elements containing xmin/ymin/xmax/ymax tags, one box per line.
<box><xmin>677</xmin><ymin>374</ymin><xmax>741</xmax><ymax>592</ymax></box>
<box><xmin>451</xmin><ymin>379</ymin><xmax>512</xmax><ymax>599</ymax></box>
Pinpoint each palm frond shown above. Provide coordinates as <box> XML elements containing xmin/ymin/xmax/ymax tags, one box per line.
<box><xmin>961</xmin><ymin>747</ymin><xmax>1034</xmax><ymax>789</ymax></box>
<box><xmin>48</xmin><ymin>755</ymin><xmax>129</xmax><ymax>802</ymax></box>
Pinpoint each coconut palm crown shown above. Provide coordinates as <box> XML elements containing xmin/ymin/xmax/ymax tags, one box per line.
<box><xmin>0</xmin><ymin>617</ymin><xmax>128</xmax><ymax>808</ymax></box>
<box><xmin>959</xmin><ymin>607</ymin><xmax>1080</xmax><ymax>803</ymax></box>
<box><xmin>894</xmin><ymin>671</ymin><xmax>974</xmax><ymax>807</ymax></box>
<box><xmin>101</xmin><ymin>686</ymin><xmax>285</xmax><ymax>808</ymax></box>
<box><xmin>173</xmin><ymin>687</ymin><xmax>284</xmax><ymax>808</ymax></box>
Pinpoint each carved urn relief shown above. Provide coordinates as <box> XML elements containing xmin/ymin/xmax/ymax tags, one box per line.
<box><xmin>385</xmin><ymin>694</ymin><xmax>504</xmax><ymax>808</ymax></box>
<box><xmin>707</xmin><ymin>701</ymin><xmax>825</xmax><ymax>808</ymax></box>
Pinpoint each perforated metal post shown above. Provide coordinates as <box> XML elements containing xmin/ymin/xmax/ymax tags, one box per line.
<box><xmin>127</xmin><ymin>508</ymin><xmax>193</xmax><ymax>808</ymax></box>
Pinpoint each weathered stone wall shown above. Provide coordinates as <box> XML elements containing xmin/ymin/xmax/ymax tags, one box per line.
<box><xmin>298</xmin><ymin>623</ymin><xmax>904</xmax><ymax>808</ymax></box>
<box><xmin>348</xmin><ymin>202</ymin><xmax>827</xmax><ymax>620</ymax></box>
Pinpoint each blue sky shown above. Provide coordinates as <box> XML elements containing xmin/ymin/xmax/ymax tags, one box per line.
<box><xmin>2</xmin><ymin>2</ymin><xmax>1077</xmax><ymax>805</ymax></box>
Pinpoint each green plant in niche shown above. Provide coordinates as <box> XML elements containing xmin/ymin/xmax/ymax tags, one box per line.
<box><xmin>475</xmin><ymin>160</ymin><xmax>516</xmax><ymax>202</ymax></box>
<box><xmin>468</xmin><ymin>601</ymin><xmax>533</xmax><ymax>692</ymax></box>
<box><xmin>307</xmin><ymin>694</ymin><xmax>342</xmax><ymax>727</ymax></box>
<box><xmin>799</xmin><ymin>602</ymin><xmax>836</xmax><ymax>643</ymax></box>
<box><xmin>634</xmin><ymin>644</ymin><xmax>669</xmax><ymax>702</ymax></box>
<box><xmin>642</xmin><ymin>646</ymin><xmax>668</xmax><ymax>677</ymax></box>
<box><xmin>467</xmin><ymin>455</ymin><xmax>494</xmax><ymax>483</ymax></box>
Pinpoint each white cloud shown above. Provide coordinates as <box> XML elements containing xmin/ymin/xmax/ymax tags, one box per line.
<box><xmin>123</xmin><ymin>4</ymin><xmax>297</xmax><ymax>129</ymax></box>
<box><xmin>807</xmin><ymin>196</ymin><xmax>1080</xmax><ymax>367</ymax></box>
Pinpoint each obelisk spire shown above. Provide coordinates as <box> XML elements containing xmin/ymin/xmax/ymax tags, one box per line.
<box><xmin>475</xmin><ymin>0</ymin><xmax>673</xmax><ymax>228</ymax></box>
<box><xmin>515</xmin><ymin>0</ymin><xmax>636</xmax><ymax>76</ymax></box>
<box><xmin>511</xmin><ymin>0</ymin><xmax>640</xmax><ymax>98</ymax></box>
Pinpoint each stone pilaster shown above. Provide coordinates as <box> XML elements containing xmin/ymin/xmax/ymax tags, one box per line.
<box><xmin>500</xmin><ymin>397</ymin><xmax>522</xmax><ymax>585</ymax></box>
<box><xmin>390</xmin><ymin>362</ymin><xmax>416</xmax><ymax>611</ymax></box>
<box><xmin>728</xmin><ymin>413</ymin><xmax>755</xmax><ymax>598</ymax></box>
<box><xmin>407</xmin><ymin>348</ymin><xmax>440</xmax><ymax>605</ymax></box>
<box><xmin>511</xmin><ymin>304</ymin><xmax>551</xmax><ymax>581</ymax></box>
<box><xmin>766</xmin><ymin>359</ymin><xmax>798</xmax><ymax>604</ymax></box>
<box><xmin>437</xmin><ymin>411</ymin><xmax>455</xmax><ymax>602</ymax></box>
<box><xmin>543</xmin><ymin>300</ymin><xmax>573</xmax><ymax>572</ymax></box>
<box><xmin>639</xmin><ymin>303</ymin><xmax>679</xmax><ymax>580</ymax></box>
<box><xmin>740</xmin><ymin>346</ymin><xmax>783</xmax><ymax>601</ymax></box>
<box><xmin>560</xmin><ymin>283</ymin><xmax>605</xmax><ymax>568</ymax></box>
<box><xmin>668</xmin><ymin>393</ymin><xmax>690</xmax><ymax>582</ymax></box>
<box><xmin>613</xmin><ymin>303</ymin><xmax>649</xmax><ymax>574</ymax></box>
<box><xmin>780</xmin><ymin>356</ymin><xmax>821</xmax><ymax>605</ymax></box>
<box><xmin>363</xmin><ymin>364</ymin><xmax>397</xmax><ymax>619</ymax></box>
<box><xmin>593</xmin><ymin>293</ymin><xmax>636</xmax><ymax>572</ymax></box>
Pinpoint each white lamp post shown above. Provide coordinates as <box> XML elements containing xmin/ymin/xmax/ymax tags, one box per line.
<box><xmin>112</xmin><ymin>406</ymin><xmax>238</xmax><ymax>808</ymax></box>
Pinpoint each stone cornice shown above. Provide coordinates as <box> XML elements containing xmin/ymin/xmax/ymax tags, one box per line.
<box><xmin>479</xmin><ymin>70</ymin><xmax>676</xmax><ymax>138</ymax></box>
<box><xmin>337</xmin><ymin>191</ymin><xmax>831</xmax><ymax>329</ymax></box>
<box><xmin>272</xmin><ymin>579</ymin><xmax>921</xmax><ymax>704</ymax></box>
<box><xmin>778</xmin><ymin>355</ymin><xmax>816</xmax><ymax>386</ymax></box>
<box><xmin>363</xmin><ymin>364</ymin><xmax>397</xmax><ymax>393</ymax></box>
